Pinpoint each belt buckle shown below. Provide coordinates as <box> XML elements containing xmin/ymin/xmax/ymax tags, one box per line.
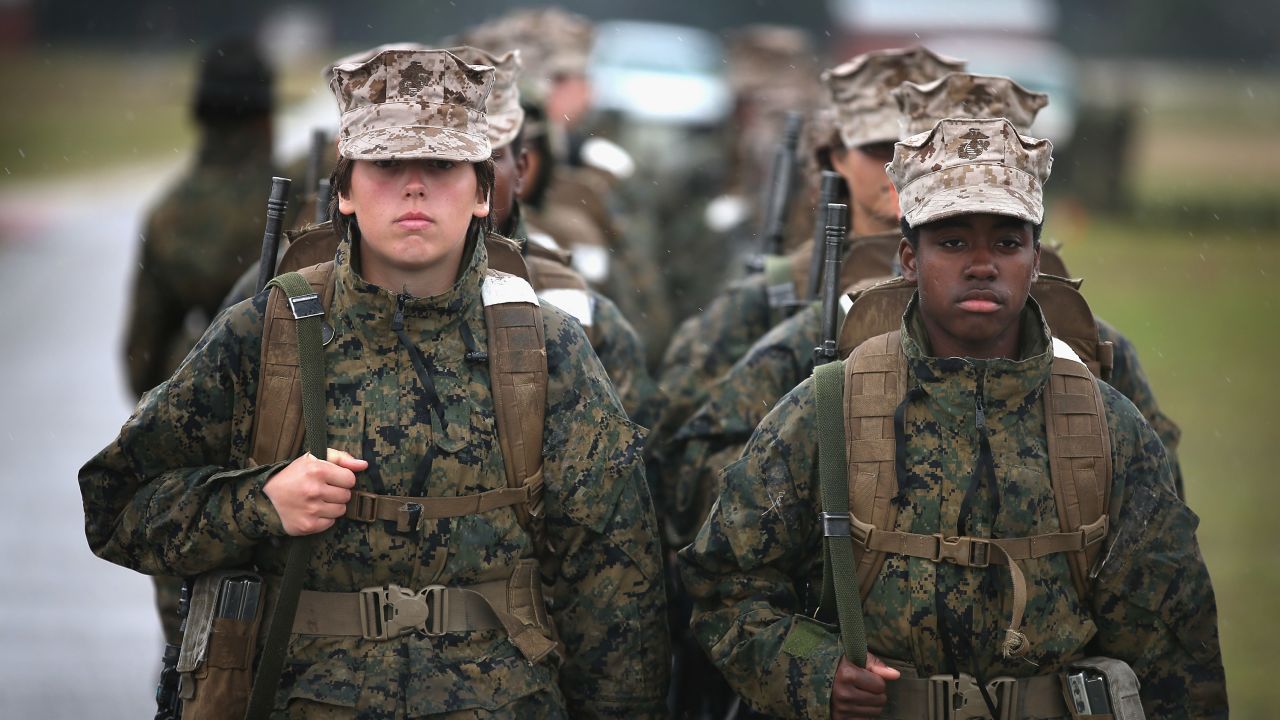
<box><xmin>418</xmin><ymin>584</ymin><xmax>449</xmax><ymax>637</ymax></box>
<box><xmin>927</xmin><ymin>674</ymin><xmax>989</xmax><ymax>720</ymax></box>
<box><xmin>933</xmin><ymin>535</ymin><xmax>990</xmax><ymax>568</ymax></box>
<box><xmin>359</xmin><ymin>584</ymin><xmax>438</xmax><ymax>641</ymax></box>
<box><xmin>986</xmin><ymin>677</ymin><xmax>1019</xmax><ymax>720</ymax></box>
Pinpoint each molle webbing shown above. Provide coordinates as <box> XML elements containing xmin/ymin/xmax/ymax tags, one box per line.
<box><xmin>482</xmin><ymin>273</ymin><xmax>549</xmax><ymax>544</ymax></box>
<box><xmin>250</xmin><ymin>263</ymin><xmax>336</xmax><ymax>467</ymax></box>
<box><xmin>834</xmin><ymin>330</ymin><xmax>1113</xmax><ymax>658</ymax></box>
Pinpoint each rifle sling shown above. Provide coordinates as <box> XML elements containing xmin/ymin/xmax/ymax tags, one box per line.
<box><xmin>245</xmin><ymin>272</ymin><xmax>327</xmax><ymax>720</ymax></box>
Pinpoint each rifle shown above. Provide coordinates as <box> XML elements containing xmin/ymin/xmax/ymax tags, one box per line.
<box><xmin>315</xmin><ymin>178</ymin><xmax>332</xmax><ymax>225</ymax></box>
<box><xmin>304</xmin><ymin>128</ymin><xmax>326</xmax><ymax>200</ymax></box>
<box><xmin>255</xmin><ymin>177</ymin><xmax>293</xmax><ymax>293</ymax></box>
<box><xmin>804</xmin><ymin>171</ymin><xmax>846</xmax><ymax>301</ymax></box>
<box><xmin>746</xmin><ymin>111</ymin><xmax>804</xmax><ymax>273</ymax></box>
<box><xmin>153</xmin><ymin>582</ymin><xmax>190</xmax><ymax>720</ymax></box>
<box><xmin>813</xmin><ymin>203</ymin><xmax>848</xmax><ymax>367</ymax></box>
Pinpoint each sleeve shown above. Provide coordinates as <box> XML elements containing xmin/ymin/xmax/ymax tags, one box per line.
<box><xmin>1086</xmin><ymin>385</ymin><xmax>1227</xmax><ymax>719</ymax></box>
<box><xmin>123</xmin><ymin>214</ymin><xmax>189</xmax><ymax>397</ymax></box>
<box><xmin>1096</xmin><ymin>317</ymin><xmax>1184</xmax><ymax>493</ymax></box>
<box><xmin>82</xmin><ymin>293</ymin><xmax>287</xmax><ymax>577</ymax></box>
<box><xmin>678</xmin><ymin>378</ymin><xmax>842</xmax><ymax>720</ymax></box>
<box><xmin>664</xmin><ymin>308</ymin><xmax>818</xmax><ymax>544</ymax></box>
<box><xmin>588</xmin><ymin>292</ymin><xmax>666</xmax><ymax>430</ymax></box>
<box><xmin>538</xmin><ymin>305</ymin><xmax>670</xmax><ymax>719</ymax></box>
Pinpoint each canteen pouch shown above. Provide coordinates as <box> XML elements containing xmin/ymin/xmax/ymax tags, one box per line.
<box><xmin>176</xmin><ymin>570</ymin><xmax>266</xmax><ymax>720</ymax></box>
<box><xmin>1060</xmin><ymin>656</ymin><xmax>1145</xmax><ymax>720</ymax></box>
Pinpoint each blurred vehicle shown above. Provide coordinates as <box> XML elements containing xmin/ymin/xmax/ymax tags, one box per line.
<box><xmin>589</xmin><ymin>20</ymin><xmax>731</xmax><ymax>127</ymax></box>
<box><xmin>828</xmin><ymin>0</ymin><xmax>1079</xmax><ymax>147</ymax></box>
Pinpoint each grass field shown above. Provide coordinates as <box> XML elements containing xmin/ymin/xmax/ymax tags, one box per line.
<box><xmin>1054</xmin><ymin>216</ymin><xmax>1279</xmax><ymax>717</ymax></box>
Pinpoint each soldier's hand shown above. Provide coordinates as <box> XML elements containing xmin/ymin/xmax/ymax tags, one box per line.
<box><xmin>264</xmin><ymin>448</ymin><xmax>367</xmax><ymax>536</ymax></box>
<box><xmin>829</xmin><ymin>652</ymin><xmax>901</xmax><ymax>719</ymax></box>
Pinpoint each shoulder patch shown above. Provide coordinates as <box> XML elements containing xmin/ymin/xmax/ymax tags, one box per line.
<box><xmin>538</xmin><ymin>287</ymin><xmax>594</xmax><ymax>327</ymax></box>
<box><xmin>527</xmin><ymin>230</ymin><xmax>562</xmax><ymax>252</ymax></box>
<box><xmin>481</xmin><ymin>270</ymin><xmax>539</xmax><ymax>307</ymax></box>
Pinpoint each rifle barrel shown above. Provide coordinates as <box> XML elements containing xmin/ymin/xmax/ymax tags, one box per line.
<box><xmin>805</xmin><ymin>171</ymin><xmax>845</xmax><ymax>300</ymax></box>
<box><xmin>759</xmin><ymin>111</ymin><xmax>805</xmax><ymax>259</ymax></box>
<box><xmin>255</xmin><ymin>177</ymin><xmax>292</xmax><ymax>293</ymax></box>
<box><xmin>814</xmin><ymin>203</ymin><xmax>848</xmax><ymax>366</ymax></box>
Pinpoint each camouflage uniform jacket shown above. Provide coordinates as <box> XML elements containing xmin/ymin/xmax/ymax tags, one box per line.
<box><xmin>510</xmin><ymin>209</ymin><xmax>665</xmax><ymax>431</ymax></box>
<box><xmin>82</xmin><ymin>236</ymin><xmax>670</xmax><ymax>718</ymax></box>
<box><xmin>668</xmin><ymin>305</ymin><xmax>1186</xmax><ymax>544</ymax></box>
<box><xmin>653</xmin><ymin>232</ymin><xmax>899</xmax><ymax>539</ymax></box>
<box><xmin>678</xmin><ymin>300</ymin><xmax>1225</xmax><ymax>719</ymax></box>
<box><xmin>124</xmin><ymin>128</ymin><xmax>276</xmax><ymax>397</ymax></box>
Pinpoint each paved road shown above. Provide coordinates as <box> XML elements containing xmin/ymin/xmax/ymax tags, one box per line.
<box><xmin>0</xmin><ymin>90</ymin><xmax>336</xmax><ymax>718</ymax></box>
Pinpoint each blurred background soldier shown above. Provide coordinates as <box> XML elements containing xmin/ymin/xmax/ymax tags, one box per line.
<box><xmin>120</xmin><ymin>36</ymin><xmax>275</xmax><ymax>647</ymax></box>
<box><xmin>461</xmin><ymin>7</ymin><xmax>675</xmax><ymax>366</ymax></box>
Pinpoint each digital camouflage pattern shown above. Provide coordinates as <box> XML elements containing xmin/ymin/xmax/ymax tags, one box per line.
<box><xmin>679</xmin><ymin>301</ymin><xmax>1226</xmax><ymax>719</ymax></box>
<box><xmin>330</xmin><ymin>49</ymin><xmax>495</xmax><ymax>162</ymax></box>
<box><xmin>447</xmin><ymin>46</ymin><xmax>524</xmax><ymax>150</ymax></box>
<box><xmin>454</xmin><ymin>7</ymin><xmax>594</xmax><ymax>104</ymax></box>
<box><xmin>668</xmin><ymin>291</ymin><xmax>1187</xmax><ymax>547</ymax></box>
<box><xmin>823</xmin><ymin>47</ymin><xmax>966</xmax><ymax>149</ymax></box>
<box><xmin>83</xmin><ymin>236</ymin><xmax>670</xmax><ymax>717</ymax></box>
<box><xmin>652</xmin><ymin>232</ymin><xmax>899</xmax><ymax>534</ymax></box>
<box><xmin>893</xmin><ymin>72</ymin><xmax>1049</xmax><ymax>138</ymax></box>
<box><xmin>509</xmin><ymin>210</ymin><xmax>665</xmax><ymax>431</ymax></box>
<box><xmin>889</xmin><ymin>117</ymin><xmax>1053</xmax><ymax>227</ymax></box>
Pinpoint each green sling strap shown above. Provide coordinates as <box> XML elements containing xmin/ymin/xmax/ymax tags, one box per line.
<box><xmin>814</xmin><ymin>360</ymin><xmax>868</xmax><ymax>667</ymax></box>
<box><xmin>245</xmin><ymin>271</ymin><xmax>328</xmax><ymax>720</ymax></box>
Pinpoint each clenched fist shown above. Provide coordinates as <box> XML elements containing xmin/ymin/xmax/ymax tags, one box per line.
<box><xmin>264</xmin><ymin>448</ymin><xmax>367</xmax><ymax>536</ymax></box>
<box><xmin>830</xmin><ymin>652</ymin><xmax>902</xmax><ymax>719</ymax></box>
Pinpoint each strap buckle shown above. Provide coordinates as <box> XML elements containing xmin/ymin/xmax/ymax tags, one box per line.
<box><xmin>395</xmin><ymin>502</ymin><xmax>423</xmax><ymax>533</ymax></box>
<box><xmin>821</xmin><ymin>511</ymin><xmax>851</xmax><ymax>538</ymax></box>
<box><xmin>286</xmin><ymin>293</ymin><xmax>324</xmax><ymax>320</ymax></box>
<box><xmin>926</xmin><ymin>674</ymin><xmax>1020</xmax><ymax>720</ymax></box>
<box><xmin>933</xmin><ymin>535</ymin><xmax>991</xmax><ymax>568</ymax></box>
<box><xmin>358</xmin><ymin>584</ymin><xmax>449</xmax><ymax>640</ymax></box>
<box><xmin>347</xmin><ymin>492</ymin><xmax>377</xmax><ymax>523</ymax></box>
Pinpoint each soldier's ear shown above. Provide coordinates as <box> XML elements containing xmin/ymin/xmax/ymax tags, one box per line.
<box><xmin>514</xmin><ymin>148</ymin><xmax>529</xmax><ymax>195</ymax></box>
<box><xmin>899</xmin><ymin>238</ymin><xmax>918</xmax><ymax>281</ymax></box>
<box><xmin>473</xmin><ymin>188</ymin><xmax>491</xmax><ymax>219</ymax></box>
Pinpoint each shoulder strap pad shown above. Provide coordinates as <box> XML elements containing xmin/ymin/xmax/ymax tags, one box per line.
<box><xmin>277</xmin><ymin>223</ymin><xmax>341</xmax><ymax>276</ymax></box>
<box><xmin>1045</xmin><ymin>340</ymin><xmax>1113</xmax><ymax>599</ymax></box>
<box><xmin>841</xmin><ymin>331</ymin><xmax>907</xmax><ymax>601</ymax></box>
<box><xmin>250</xmin><ymin>262</ymin><xmax>336</xmax><ymax>466</ymax></box>
<box><xmin>481</xmin><ymin>270</ymin><xmax>549</xmax><ymax>541</ymax></box>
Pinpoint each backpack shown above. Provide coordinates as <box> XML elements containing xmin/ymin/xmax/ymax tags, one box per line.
<box><xmin>815</xmin><ymin>278</ymin><xmax>1113</xmax><ymax>663</ymax></box>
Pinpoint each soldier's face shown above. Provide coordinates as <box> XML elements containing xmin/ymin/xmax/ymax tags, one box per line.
<box><xmin>339</xmin><ymin>158</ymin><xmax>489</xmax><ymax>281</ymax></box>
<box><xmin>831</xmin><ymin>142</ymin><xmax>900</xmax><ymax>234</ymax></box>
<box><xmin>900</xmin><ymin>213</ymin><xmax>1040</xmax><ymax>359</ymax></box>
<box><xmin>490</xmin><ymin>142</ymin><xmax>527</xmax><ymax>232</ymax></box>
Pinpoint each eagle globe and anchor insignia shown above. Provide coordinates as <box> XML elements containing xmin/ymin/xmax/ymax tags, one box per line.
<box><xmin>957</xmin><ymin>127</ymin><xmax>991</xmax><ymax>160</ymax></box>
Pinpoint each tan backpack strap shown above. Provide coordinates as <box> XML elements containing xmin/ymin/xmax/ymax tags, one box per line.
<box><xmin>1045</xmin><ymin>338</ymin><xmax>1114</xmax><ymax>600</ymax></box>
<box><xmin>250</xmin><ymin>261</ymin><xmax>336</xmax><ymax>466</ymax></box>
<box><xmin>481</xmin><ymin>271</ymin><xmax>549</xmax><ymax>542</ymax></box>
<box><xmin>344</xmin><ymin>477</ymin><xmax>545</xmax><ymax>532</ymax></box>
<box><xmin>842</xmin><ymin>330</ymin><xmax>907</xmax><ymax>602</ymax></box>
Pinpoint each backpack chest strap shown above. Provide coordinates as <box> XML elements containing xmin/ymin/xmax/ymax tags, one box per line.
<box><xmin>344</xmin><ymin>471</ymin><xmax>545</xmax><ymax>532</ymax></box>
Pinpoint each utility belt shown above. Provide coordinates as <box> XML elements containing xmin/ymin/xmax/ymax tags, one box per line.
<box><xmin>880</xmin><ymin>656</ymin><xmax>1145</xmax><ymax>720</ymax></box>
<box><xmin>287</xmin><ymin>558</ymin><xmax>558</xmax><ymax>661</ymax></box>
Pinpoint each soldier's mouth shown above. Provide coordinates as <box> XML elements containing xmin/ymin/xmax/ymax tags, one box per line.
<box><xmin>957</xmin><ymin>289</ymin><xmax>1002</xmax><ymax>313</ymax></box>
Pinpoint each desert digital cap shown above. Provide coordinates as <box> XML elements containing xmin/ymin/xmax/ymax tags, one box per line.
<box><xmin>893</xmin><ymin>72</ymin><xmax>1048</xmax><ymax>138</ymax></box>
<box><xmin>447</xmin><ymin>46</ymin><xmax>524</xmax><ymax>149</ymax></box>
<box><xmin>822</xmin><ymin>47</ymin><xmax>966</xmax><ymax>149</ymax></box>
<box><xmin>329</xmin><ymin>48</ymin><xmax>495</xmax><ymax>162</ymax></box>
<box><xmin>888</xmin><ymin>117</ymin><xmax>1053</xmax><ymax>226</ymax></box>
<box><xmin>456</xmin><ymin>8</ymin><xmax>593</xmax><ymax>105</ymax></box>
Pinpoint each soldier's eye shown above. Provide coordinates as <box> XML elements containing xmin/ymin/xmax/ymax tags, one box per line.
<box><xmin>373</xmin><ymin>159</ymin><xmax>400</xmax><ymax>169</ymax></box>
<box><xmin>428</xmin><ymin>159</ymin><xmax>457</xmax><ymax>171</ymax></box>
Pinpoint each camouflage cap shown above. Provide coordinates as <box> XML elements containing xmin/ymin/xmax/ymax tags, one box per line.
<box><xmin>888</xmin><ymin>117</ymin><xmax>1053</xmax><ymax>227</ymax></box>
<box><xmin>329</xmin><ymin>48</ymin><xmax>495</xmax><ymax>162</ymax></box>
<box><xmin>822</xmin><ymin>47</ymin><xmax>966</xmax><ymax>149</ymax></box>
<box><xmin>447</xmin><ymin>46</ymin><xmax>525</xmax><ymax>149</ymax></box>
<box><xmin>457</xmin><ymin>8</ymin><xmax>594</xmax><ymax>105</ymax></box>
<box><xmin>725</xmin><ymin>25</ymin><xmax>818</xmax><ymax>97</ymax></box>
<box><xmin>893</xmin><ymin>72</ymin><xmax>1049</xmax><ymax>138</ymax></box>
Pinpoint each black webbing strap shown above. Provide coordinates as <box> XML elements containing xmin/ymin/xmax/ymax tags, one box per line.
<box><xmin>246</xmin><ymin>272</ymin><xmax>327</xmax><ymax>720</ymax></box>
<box><xmin>814</xmin><ymin>360</ymin><xmax>868</xmax><ymax>667</ymax></box>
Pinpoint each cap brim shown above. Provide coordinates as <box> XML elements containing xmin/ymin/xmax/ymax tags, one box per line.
<box><xmin>904</xmin><ymin>183</ymin><xmax>1043</xmax><ymax>227</ymax></box>
<box><xmin>340</xmin><ymin>126</ymin><xmax>490</xmax><ymax>162</ymax></box>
